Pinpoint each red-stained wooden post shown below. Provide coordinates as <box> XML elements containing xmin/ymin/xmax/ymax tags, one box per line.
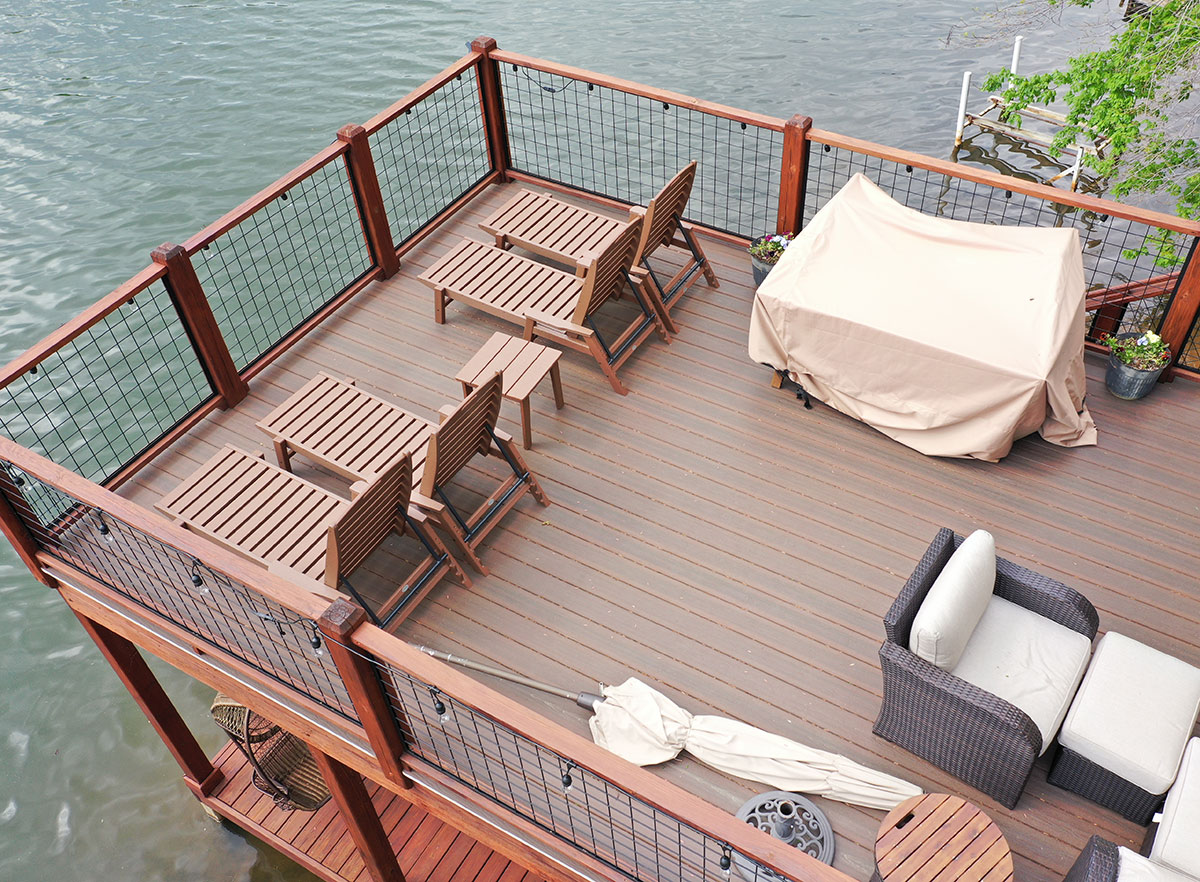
<box><xmin>472</xmin><ymin>37</ymin><xmax>511</xmax><ymax>183</ymax></box>
<box><xmin>152</xmin><ymin>243</ymin><xmax>250</xmax><ymax>408</ymax></box>
<box><xmin>1157</xmin><ymin>236</ymin><xmax>1200</xmax><ymax>382</ymax></box>
<box><xmin>0</xmin><ymin>469</ymin><xmax>53</xmax><ymax>586</ymax></box>
<box><xmin>317</xmin><ymin>599</ymin><xmax>411</xmax><ymax>789</ymax></box>
<box><xmin>337</xmin><ymin>124</ymin><xmax>400</xmax><ymax>278</ymax></box>
<box><xmin>72</xmin><ymin>610</ymin><xmax>224</xmax><ymax>798</ymax></box>
<box><xmin>777</xmin><ymin>115</ymin><xmax>812</xmax><ymax>236</ymax></box>
<box><xmin>311</xmin><ymin>749</ymin><xmax>405</xmax><ymax>882</ymax></box>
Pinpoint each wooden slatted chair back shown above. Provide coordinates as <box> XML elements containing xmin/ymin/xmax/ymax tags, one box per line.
<box><xmin>635</xmin><ymin>161</ymin><xmax>697</xmax><ymax>263</ymax></box>
<box><xmin>325</xmin><ymin>453</ymin><xmax>413</xmax><ymax>587</ymax></box>
<box><xmin>573</xmin><ymin>212</ymin><xmax>645</xmax><ymax>324</ymax></box>
<box><xmin>419</xmin><ymin>373</ymin><xmax>503</xmax><ymax>498</ymax></box>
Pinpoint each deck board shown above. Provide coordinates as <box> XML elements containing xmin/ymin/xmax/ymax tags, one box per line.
<box><xmin>202</xmin><ymin>743</ymin><xmax>546</xmax><ymax>882</ymax></box>
<box><xmin>127</xmin><ymin>182</ymin><xmax>1200</xmax><ymax>882</ymax></box>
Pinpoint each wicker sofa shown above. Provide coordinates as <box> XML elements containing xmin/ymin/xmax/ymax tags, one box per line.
<box><xmin>873</xmin><ymin>527</ymin><xmax>1100</xmax><ymax>808</ymax></box>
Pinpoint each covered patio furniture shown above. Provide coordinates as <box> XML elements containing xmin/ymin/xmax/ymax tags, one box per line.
<box><xmin>873</xmin><ymin>527</ymin><xmax>1098</xmax><ymax>808</ymax></box>
<box><xmin>480</xmin><ymin>161</ymin><xmax>718</xmax><ymax>317</ymax></box>
<box><xmin>748</xmin><ymin>173</ymin><xmax>1098</xmax><ymax>461</ymax></box>
<box><xmin>257</xmin><ymin>372</ymin><xmax>549</xmax><ymax>576</ymax></box>
<box><xmin>158</xmin><ymin>446</ymin><xmax>465</xmax><ymax>628</ymax></box>
<box><xmin>419</xmin><ymin>214</ymin><xmax>670</xmax><ymax>395</ymax></box>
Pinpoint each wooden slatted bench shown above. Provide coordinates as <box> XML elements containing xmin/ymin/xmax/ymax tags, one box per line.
<box><xmin>258</xmin><ymin>372</ymin><xmax>549</xmax><ymax>576</ymax></box>
<box><xmin>418</xmin><ymin>214</ymin><xmax>670</xmax><ymax>395</ymax></box>
<box><xmin>157</xmin><ymin>446</ymin><xmax>464</xmax><ymax>628</ymax></box>
<box><xmin>479</xmin><ymin>161</ymin><xmax>718</xmax><ymax>318</ymax></box>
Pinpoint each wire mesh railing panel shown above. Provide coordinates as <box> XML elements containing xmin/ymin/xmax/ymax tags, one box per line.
<box><xmin>368</xmin><ymin>69</ymin><xmax>492</xmax><ymax>247</ymax></box>
<box><xmin>0</xmin><ymin>462</ymin><xmax>356</xmax><ymax>722</ymax></box>
<box><xmin>500</xmin><ymin>64</ymin><xmax>783</xmax><ymax>239</ymax></box>
<box><xmin>0</xmin><ymin>280</ymin><xmax>213</xmax><ymax>488</ymax></box>
<box><xmin>375</xmin><ymin>660</ymin><xmax>787</xmax><ymax>882</ymax></box>
<box><xmin>804</xmin><ymin>142</ymin><xmax>1190</xmax><ymax>344</ymax></box>
<box><xmin>193</xmin><ymin>156</ymin><xmax>373</xmax><ymax>372</ymax></box>
<box><xmin>1180</xmin><ymin>308</ymin><xmax>1200</xmax><ymax>372</ymax></box>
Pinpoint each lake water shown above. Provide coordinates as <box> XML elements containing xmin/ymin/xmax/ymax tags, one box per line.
<box><xmin>0</xmin><ymin>2</ymin><xmax>1120</xmax><ymax>878</ymax></box>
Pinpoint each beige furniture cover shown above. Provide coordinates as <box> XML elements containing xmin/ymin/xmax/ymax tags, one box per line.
<box><xmin>748</xmin><ymin>174</ymin><xmax>1097</xmax><ymax>461</ymax></box>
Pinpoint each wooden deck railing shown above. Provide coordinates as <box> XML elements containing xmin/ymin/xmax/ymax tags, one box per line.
<box><xmin>0</xmin><ymin>435</ymin><xmax>849</xmax><ymax>882</ymax></box>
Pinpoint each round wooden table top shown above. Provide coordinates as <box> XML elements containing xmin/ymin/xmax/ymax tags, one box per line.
<box><xmin>874</xmin><ymin>793</ymin><xmax>1014</xmax><ymax>882</ymax></box>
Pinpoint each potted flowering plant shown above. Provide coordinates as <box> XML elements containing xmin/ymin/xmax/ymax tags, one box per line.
<box><xmin>1102</xmin><ymin>330</ymin><xmax>1171</xmax><ymax>399</ymax></box>
<box><xmin>748</xmin><ymin>232</ymin><xmax>794</xmax><ymax>286</ymax></box>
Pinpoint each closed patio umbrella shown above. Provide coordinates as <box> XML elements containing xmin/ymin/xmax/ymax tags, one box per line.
<box><xmin>414</xmin><ymin>647</ymin><xmax>921</xmax><ymax>811</ymax></box>
<box><xmin>588</xmin><ymin>677</ymin><xmax>922</xmax><ymax>811</ymax></box>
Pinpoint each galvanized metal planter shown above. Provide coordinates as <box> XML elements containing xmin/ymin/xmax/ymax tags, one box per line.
<box><xmin>1105</xmin><ymin>333</ymin><xmax>1168</xmax><ymax>400</ymax></box>
<box><xmin>749</xmin><ymin>237</ymin><xmax>776</xmax><ymax>287</ymax></box>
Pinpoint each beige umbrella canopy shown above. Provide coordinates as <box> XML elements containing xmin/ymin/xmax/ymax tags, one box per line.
<box><xmin>414</xmin><ymin>647</ymin><xmax>921</xmax><ymax>812</ymax></box>
<box><xmin>589</xmin><ymin>678</ymin><xmax>921</xmax><ymax>811</ymax></box>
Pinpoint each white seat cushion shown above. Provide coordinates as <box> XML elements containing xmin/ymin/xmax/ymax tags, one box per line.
<box><xmin>910</xmin><ymin>530</ymin><xmax>996</xmax><ymax>670</ymax></box>
<box><xmin>1060</xmin><ymin>632</ymin><xmax>1200</xmax><ymax>795</ymax></box>
<box><xmin>1117</xmin><ymin>848</ymin><xmax>1196</xmax><ymax>882</ymax></box>
<box><xmin>1151</xmin><ymin>737</ymin><xmax>1200</xmax><ymax>878</ymax></box>
<box><xmin>951</xmin><ymin>595</ymin><xmax>1092</xmax><ymax>754</ymax></box>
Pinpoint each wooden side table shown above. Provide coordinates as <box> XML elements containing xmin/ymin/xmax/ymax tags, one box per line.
<box><xmin>873</xmin><ymin>793</ymin><xmax>1013</xmax><ymax>882</ymax></box>
<box><xmin>455</xmin><ymin>332</ymin><xmax>564</xmax><ymax>450</ymax></box>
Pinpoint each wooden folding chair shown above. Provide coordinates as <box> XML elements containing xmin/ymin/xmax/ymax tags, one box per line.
<box><xmin>258</xmin><ymin>372</ymin><xmax>549</xmax><ymax>576</ymax></box>
<box><xmin>419</xmin><ymin>213</ymin><xmax>671</xmax><ymax>395</ymax></box>
<box><xmin>479</xmin><ymin>161</ymin><xmax>718</xmax><ymax>317</ymax></box>
<box><xmin>158</xmin><ymin>446</ymin><xmax>466</xmax><ymax>628</ymax></box>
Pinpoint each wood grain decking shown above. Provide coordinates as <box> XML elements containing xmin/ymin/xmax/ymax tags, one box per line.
<box><xmin>202</xmin><ymin>741</ymin><xmax>546</xmax><ymax>882</ymax></box>
<box><xmin>122</xmin><ymin>182</ymin><xmax>1200</xmax><ymax>882</ymax></box>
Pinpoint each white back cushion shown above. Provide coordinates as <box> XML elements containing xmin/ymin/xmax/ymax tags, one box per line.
<box><xmin>1117</xmin><ymin>848</ymin><xmax>1196</xmax><ymax>882</ymax></box>
<box><xmin>909</xmin><ymin>530</ymin><xmax>996</xmax><ymax>670</ymax></box>
<box><xmin>1150</xmin><ymin>737</ymin><xmax>1200</xmax><ymax>878</ymax></box>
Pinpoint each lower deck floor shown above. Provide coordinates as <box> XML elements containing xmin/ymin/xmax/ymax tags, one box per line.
<box><xmin>202</xmin><ymin>743</ymin><xmax>545</xmax><ymax>882</ymax></box>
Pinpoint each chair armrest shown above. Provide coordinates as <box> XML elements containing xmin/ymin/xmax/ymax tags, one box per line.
<box><xmin>883</xmin><ymin>527</ymin><xmax>956</xmax><ymax>645</ymax></box>
<box><xmin>522</xmin><ymin>310</ymin><xmax>591</xmax><ymax>340</ymax></box>
<box><xmin>1065</xmin><ymin>837</ymin><xmax>1119</xmax><ymax>882</ymax></box>
<box><xmin>409</xmin><ymin>490</ymin><xmax>444</xmax><ymax>514</ymax></box>
<box><xmin>437</xmin><ymin>404</ymin><xmax>457</xmax><ymax>424</ymax></box>
<box><xmin>994</xmin><ymin>555</ymin><xmax>1099</xmax><ymax>639</ymax></box>
<box><xmin>875</xmin><ymin>639</ymin><xmax>1042</xmax><ymax>807</ymax></box>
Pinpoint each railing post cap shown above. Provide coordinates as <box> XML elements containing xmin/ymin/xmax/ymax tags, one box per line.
<box><xmin>337</xmin><ymin>123</ymin><xmax>366</xmax><ymax>143</ymax></box>
<box><xmin>786</xmin><ymin>114</ymin><xmax>813</xmax><ymax>129</ymax></box>
<box><xmin>151</xmin><ymin>243</ymin><xmax>186</xmax><ymax>264</ymax></box>
<box><xmin>318</xmin><ymin>597</ymin><xmax>368</xmax><ymax>636</ymax></box>
<box><xmin>471</xmin><ymin>36</ymin><xmax>498</xmax><ymax>53</ymax></box>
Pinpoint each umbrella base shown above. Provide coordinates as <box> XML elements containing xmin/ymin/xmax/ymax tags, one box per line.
<box><xmin>734</xmin><ymin>790</ymin><xmax>834</xmax><ymax>879</ymax></box>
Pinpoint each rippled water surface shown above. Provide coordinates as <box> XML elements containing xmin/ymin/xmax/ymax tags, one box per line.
<box><xmin>0</xmin><ymin>2</ymin><xmax>1119</xmax><ymax>879</ymax></box>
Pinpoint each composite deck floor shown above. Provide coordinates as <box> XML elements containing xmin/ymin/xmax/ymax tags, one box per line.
<box><xmin>202</xmin><ymin>741</ymin><xmax>546</xmax><ymax>882</ymax></box>
<box><xmin>122</xmin><ymin>182</ymin><xmax>1200</xmax><ymax>882</ymax></box>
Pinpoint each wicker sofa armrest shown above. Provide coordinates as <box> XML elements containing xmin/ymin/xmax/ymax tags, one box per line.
<box><xmin>883</xmin><ymin>527</ymin><xmax>957</xmax><ymax>646</ymax></box>
<box><xmin>1065</xmin><ymin>837</ymin><xmax>1120</xmax><ymax>882</ymax></box>
<box><xmin>874</xmin><ymin>639</ymin><xmax>1043</xmax><ymax>808</ymax></box>
<box><xmin>994</xmin><ymin>555</ymin><xmax>1099</xmax><ymax>639</ymax></box>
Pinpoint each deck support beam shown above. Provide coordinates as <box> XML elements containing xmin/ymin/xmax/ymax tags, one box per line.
<box><xmin>1159</xmin><ymin>236</ymin><xmax>1200</xmax><ymax>382</ymax></box>
<box><xmin>152</xmin><ymin>243</ymin><xmax>250</xmax><ymax>408</ymax></box>
<box><xmin>778</xmin><ymin>114</ymin><xmax>812</xmax><ymax>235</ymax></box>
<box><xmin>318</xmin><ymin>600</ymin><xmax>411</xmax><ymax>789</ymax></box>
<box><xmin>472</xmin><ymin>37</ymin><xmax>511</xmax><ymax>182</ymax></box>
<box><xmin>312</xmin><ymin>749</ymin><xmax>406</xmax><ymax>882</ymax></box>
<box><xmin>338</xmin><ymin>124</ymin><xmax>401</xmax><ymax>278</ymax></box>
<box><xmin>71</xmin><ymin>610</ymin><xmax>223</xmax><ymax>798</ymax></box>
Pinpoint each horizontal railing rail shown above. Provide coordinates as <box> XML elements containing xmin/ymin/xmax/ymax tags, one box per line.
<box><xmin>352</xmin><ymin>627</ymin><xmax>844</xmax><ymax>882</ymax></box>
<box><xmin>493</xmin><ymin>51</ymin><xmax>786</xmax><ymax>240</ymax></box>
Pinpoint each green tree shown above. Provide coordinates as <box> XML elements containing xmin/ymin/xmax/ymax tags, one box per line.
<box><xmin>980</xmin><ymin>0</ymin><xmax>1200</xmax><ymax>225</ymax></box>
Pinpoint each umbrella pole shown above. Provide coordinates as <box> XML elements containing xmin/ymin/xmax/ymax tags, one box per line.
<box><xmin>411</xmin><ymin>645</ymin><xmax>604</xmax><ymax>709</ymax></box>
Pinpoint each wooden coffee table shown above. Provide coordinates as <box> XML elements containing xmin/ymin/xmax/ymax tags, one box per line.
<box><xmin>455</xmin><ymin>332</ymin><xmax>564</xmax><ymax>450</ymax></box>
<box><xmin>873</xmin><ymin>793</ymin><xmax>1013</xmax><ymax>882</ymax></box>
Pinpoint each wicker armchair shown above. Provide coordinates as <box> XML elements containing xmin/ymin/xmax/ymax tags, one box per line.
<box><xmin>873</xmin><ymin>527</ymin><xmax>1099</xmax><ymax>808</ymax></box>
<box><xmin>1065</xmin><ymin>837</ymin><xmax>1120</xmax><ymax>882</ymax></box>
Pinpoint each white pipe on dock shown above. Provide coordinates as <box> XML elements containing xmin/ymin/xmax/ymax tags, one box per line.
<box><xmin>1009</xmin><ymin>36</ymin><xmax>1023</xmax><ymax>82</ymax></box>
<box><xmin>955</xmin><ymin>71</ymin><xmax>972</xmax><ymax>146</ymax></box>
